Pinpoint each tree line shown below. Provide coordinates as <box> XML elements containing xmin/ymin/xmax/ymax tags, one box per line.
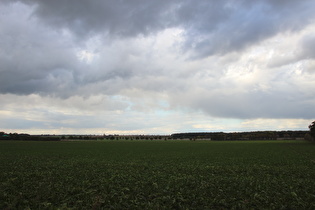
<box><xmin>171</xmin><ymin>130</ymin><xmax>310</xmax><ymax>141</ymax></box>
<box><xmin>1</xmin><ymin>121</ymin><xmax>314</xmax><ymax>141</ymax></box>
<box><xmin>0</xmin><ymin>132</ymin><xmax>60</xmax><ymax>141</ymax></box>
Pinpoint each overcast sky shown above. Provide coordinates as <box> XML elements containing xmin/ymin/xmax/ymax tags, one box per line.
<box><xmin>1</xmin><ymin>0</ymin><xmax>315</xmax><ymax>135</ymax></box>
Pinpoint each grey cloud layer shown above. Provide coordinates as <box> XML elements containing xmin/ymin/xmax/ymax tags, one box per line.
<box><xmin>1</xmin><ymin>0</ymin><xmax>315</xmax><ymax>121</ymax></box>
<box><xmin>0</xmin><ymin>3</ymin><xmax>79</xmax><ymax>96</ymax></box>
<box><xmin>16</xmin><ymin>0</ymin><xmax>178</xmax><ymax>38</ymax></box>
<box><xmin>6</xmin><ymin>0</ymin><xmax>315</xmax><ymax>53</ymax></box>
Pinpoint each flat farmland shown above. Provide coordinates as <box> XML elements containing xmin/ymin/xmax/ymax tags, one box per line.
<box><xmin>0</xmin><ymin>140</ymin><xmax>314</xmax><ymax>209</ymax></box>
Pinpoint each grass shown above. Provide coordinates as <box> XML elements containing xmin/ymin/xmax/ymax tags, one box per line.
<box><xmin>0</xmin><ymin>140</ymin><xmax>314</xmax><ymax>209</ymax></box>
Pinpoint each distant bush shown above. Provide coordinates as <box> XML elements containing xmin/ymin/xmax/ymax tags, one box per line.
<box><xmin>304</xmin><ymin>133</ymin><xmax>313</xmax><ymax>142</ymax></box>
<box><xmin>309</xmin><ymin>121</ymin><xmax>315</xmax><ymax>141</ymax></box>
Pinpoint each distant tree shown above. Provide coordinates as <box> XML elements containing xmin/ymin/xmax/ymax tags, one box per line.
<box><xmin>308</xmin><ymin>121</ymin><xmax>315</xmax><ymax>141</ymax></box>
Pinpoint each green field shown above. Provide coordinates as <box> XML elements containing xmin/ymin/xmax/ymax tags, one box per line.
<box><xmin>0</xmin><ymin>140</ymin><xmax>314</xmax><ymax>209</ymax></box>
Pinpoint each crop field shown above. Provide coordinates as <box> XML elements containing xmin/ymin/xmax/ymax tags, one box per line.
<box><xmin>0</xmin><ymin>140</ymin><xmax>314</xmax><ymax>209</ymax></box>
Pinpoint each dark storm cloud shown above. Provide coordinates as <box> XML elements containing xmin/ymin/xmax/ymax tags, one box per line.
<box><xmin>179</xmin><ymin>0</ymin><xmax>315</xmax><ymax>57</ymax></box>
<box><xmin>5</xmin><ymin>0</ymin><xmax>315</xmax><ymax>56</ymax></box>
<box><xmin>15</xmin><ymin>0</ymin><xmax>179</xmax><ymax>38</ymax></box>
<box><xmin>0</xmin><ymin>2</ymin><xmax>80</xmax><ymax>96</ymax></box>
